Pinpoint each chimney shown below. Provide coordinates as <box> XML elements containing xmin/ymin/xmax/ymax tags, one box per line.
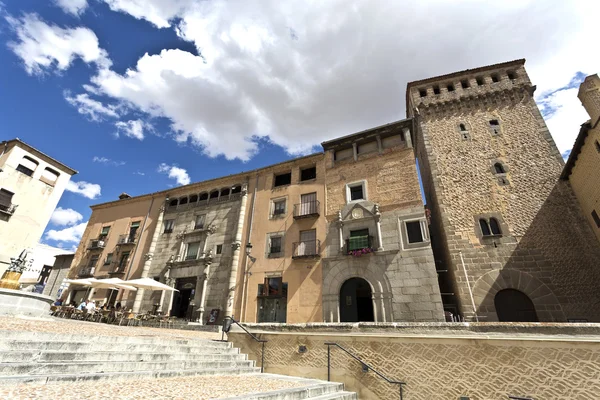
<box><xmin>118</xmin><ymin>193</ymin><xmax>131</xmax><ymax>200</ymax></box>
<box><xmin>578</xmin><ymin>74</ymin><xmax>600</xmax><ymax>126</ymax></box>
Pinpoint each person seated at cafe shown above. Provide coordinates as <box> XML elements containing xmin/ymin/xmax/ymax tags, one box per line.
<box><xmin>86</xmin><ymin>300</ymin><xmax>96</xmax><ymax>312</ymax></box>
<box><xmin>53</xmin><ymin>298</ymin><xmax>63</xmax><ymax>306</ymax></box>
<box><xmin>115</xmin><ymin>302</ymin><xmax>122</xmax><ymax>311</ymax></box>
<box><xmin>77</xmin><ymin>300</ymin><xmax>87</xmax><ymax>310</ymax></box>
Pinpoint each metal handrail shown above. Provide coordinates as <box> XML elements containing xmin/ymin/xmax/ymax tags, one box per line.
<box><xmin>325</xmin><ymin>342</ymin><xmax>406</xmax><ymax>400</ymax></box>
<box><xmin>223</xmin><ymin>316</ymin><xmax>267</xmax><ymax>373</ymax></box>
<box><xmin>508</xmin><ymin>396</ymin><xmax>534</xmax><ymax>400</ymax></box>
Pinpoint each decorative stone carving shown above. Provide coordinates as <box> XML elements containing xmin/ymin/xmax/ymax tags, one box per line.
<box><xmin>159</xmin><ymin>205</ymin><xmax>166</xmax><ymax>213</ymax></box>
<box><xmin>351</xmin><ymin>208</ymin><xmax>364</xmax><ymax>219</ymax></box>
<box><xmin>206</xmin><ymin>224</ymin><xmax>217</xmax><ymax>235</ymax></box>
<box><xmin>175</xmin><ymin>230</ymin><xmax>187</xmax><ymax>240</ymax></box>
<box><xmin>337</xmin><ymin>210</ymin><xmax>343</xmax><ymax>226</ymax></box>
<box><xmin>143</xmin><ymin>253</ymin><xmax>153</xmax><ymax>261</ymax></box>
<box><xmin>231</xmin><ymin>242</ymin><xmax>241</xmax><ymax>251</ymax></box>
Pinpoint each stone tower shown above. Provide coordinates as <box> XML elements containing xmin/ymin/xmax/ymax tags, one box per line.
<box><xmin>406</xmin><ymin>59</ymin><xmax>600</xmax><ymax>322</ymax></box>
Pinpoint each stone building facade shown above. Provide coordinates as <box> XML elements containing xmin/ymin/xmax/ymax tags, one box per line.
<box><xmin>561</xmin><ymin>74</ymin><xmax>600</xmax><ymax>245</ymax></box>
<box><xmin>407</xmin><ymin>59</ymin><xmax>600</xmax><ymax>322</ymax></box>
<box><xmin>321</xmin><ymin>120</ymin><xmax>444</xmax><ymax>322</ymax></box>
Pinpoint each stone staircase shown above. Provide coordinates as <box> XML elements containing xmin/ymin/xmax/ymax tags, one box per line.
<box><xmin>0</xmin><ymin>329</ymin><xmax>357</xmax><ymax>399</ymax></box>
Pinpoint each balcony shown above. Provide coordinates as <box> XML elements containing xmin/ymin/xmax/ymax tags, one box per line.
<box><xmin>78</xmin><ymin>266</ymin><xmax>96</xmax><ymax>278</ymax></box>
<box><xmin>0</xmin><ymin>203</ymin><xmax>17</xmax><ymax>216</ymax></box>
<box><xmin>108</xmin><ymin>268</ymin><xmax>126</xmax><ymax>276</ymax></box>
<box><xmin>292</xmin><ymin>240</ymin><xmax>320</xmax><ymax>259</ymax></box>
<box><xmin>293</xmin><ymin>200</ymin><xmax>320</xmax><ymax>219</ymax></box>
<box><xmin>88</xmin><ymin>239</ymin><xmax>106</xmax><ymax>250</ymax></box>
<box><xmin>345</xmin><ymin>235</ymin><xmax>375</xmax><ymax>254</ymax></box>
<box><xmin>117</xmin><ymin>234</ymin><xmax>137</xmax><ymax>245</ymax></box>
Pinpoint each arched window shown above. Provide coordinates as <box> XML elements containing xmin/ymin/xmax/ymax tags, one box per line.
<box><xmin>231</xmin><ymin>185</ymin><xmax>242</xmax><ymax>194</ymax></box>
<box><xmin>179</xmin><ymin>196</ymin><xmax>188</xmax><ymax>205</ymax></box>
<box><xmin>40</xmin><ymin>167</ymin><xmax>60</xmax><ymax>186</ymax></box>
<box><xmin>494</xmin><ymin>163</ymin><xmax>505</xmax><ymax>174</ymax></box>
<box><xmin>209</xmin><ymin>190</ymin><xmax>219</xmax><ymax>199</ymax></box>
<box><xmin>479</xmin><ymin>219</ymin><xmax>491</xmax><ymax>236</ymax></box>
<box><xmin>489</xmin><ymin>218</ymin><xmax>501</xmax><ymax>235</ymax></box>
<box><xmin>16</xmin><ymin>156</ymin><xmax>39</xmax><ymax>177</ymax></box>
<box><xmin>189</xmin><ymin>194</ymin><xmax>198</xmax><ymax>203</ymax></box>
<box><xmin>459</xmin><ymin>123</ymin><xmax>467</xmax><ymax>131</ymax></box>
<box><xmin>199</xmin><ymin>192</ymin><xmax>208</xmax><ymax>201</ymax></box>
<box><xmin>220</xmin><ymin>188</ymin><xmax>230</xmax><ymax>198</ymax></box>
<box><xmin>495</xmin><ymin>289</ymin><xmax>538</xmax><ymax>322</ymax></box>
<box><xmin>169</xmin><ymin>199</ymin><xmax>178</xmax><ymax>207</ymax></box>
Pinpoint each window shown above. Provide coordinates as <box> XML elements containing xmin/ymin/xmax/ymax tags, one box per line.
<box><xmin>169</xmin><ymin>199</ymin><xmax>178</xmax><ymax>207</ymax></box>
<box><xmin>40</xmin><ymin>167</ymin><xmax>60</xmax><ymax>186</ymax></box>
<box><xmin>447</xmin><ymin>83</ymin><xmax>455</xmax><ymax>92</ymax></box>
<box><xmin>595</xmin><ymin>140</ymin><xmax>600</xmax><ymax>153</ymax></box>
<box><xmin>220</xmin><ymin>188</ymin><xmax>230</xmax><ymax>198</ymax></box>
<box><xmin>209</xmin><ymin>190</ymin><xmax>219</xmax><ymax>199</ymax></box>
<box><xmin>480</xmin><ymin>218</ymin><xmax>502</xmax><ymax>237</ymax></box>
<box><xmin>269</xmin><ymin>236</ymin><xmax>283</xmax><ymax>256</ymax></box>
<box><xmin>507</xmin><ymin>71</ymin><xmax>517</xmax><ymax>80</ymax></box>
<box><xmin>494</xmin><ymin>163</ymin><xmax>505</xmax><ymax>174</ymax></box>
<box><xmin>0</xmin><ymin>189</ymin><xmax>15</xmax><ymax>212</ymax></box>
<box><xmin>476</xmin><ymin>77</ymin><xmax>484</xmax><ymax>86</ymax></box>
<box><xmin>299</xmin><ymin>192</ymin><xmax>318</xmax><ymax>216</ymax></box>
<box><xmin>300</xmin><ymin>166</ymin><xmax>316</xmax><ymax>181</ymax></box>
<box><xmin>433</xmin><ymin>85</ymin><xmax>441</xmax><ymax>95</ymax></box>
<box><xmin>296</xmin><ymin>229</ymin><xmax>317</xmax><ymax>256</ymax></box>
<box><xmin>489</xmin><ymin>218</ymin><xmax>501</xmax><ymax>235</ymax></box>
<box><xmin>216</xmin><ymin>244</ymin><xmax>223</xmax><ymax>255</ymax></box>
<box><xmin>257</xmin><ymin>277</ymin><xmax>288</xmax><ymax>323</ymax></box>
<box><xmin>592</xmin><ymin>210</ymin><xmax>600</xmax><ymax>228</ymax></box>
<box><xmin>489</xmin><ymin>119</ymin><xmax>501</xmax><ymax>135</ymax></box>
<box><xmin>179</xmin><ymin>197</ymin><xmax>188</xmax><ymax>205</ymax></box>
<box><xmin>104</xmin><ymin>253</ymin><xmax>113</xmax><ymax>266</ymax></box>
<box><xmin>459</xmin><ymin>124</ymin><xmax>467</xmax><ymax>131</ymax></box>
<box><xmin>274</xmin><ymin>172</ymin><xmax>292</xmax><ymax>187</ymax></box>
<box><xmin>491</xmin><ymin>74</ymin><xmax>500</xmax><ymax>83</ymax></box>
<box><xmin>272</xmin><ymin>199</ymin><xmax>286</xmax><ymax>217</ymax></box>
<box><xmin>199</xmin><ymin>192</ymin><xmax>209</xmax><ymax>201</ymax></box>
<box><xmin>461</xmin><ymin>79</ymin><xmax>470</xmax><ymax>89</ymax></box>
<box><xmin>100</xmin><ymin>226</ymin><xmax>110</xmax><ymax>238</ymax></box>
<box><xmin>186</xmin><ymin>241</ymin><xmax>201</xmax><ymax>260</ymax></box>
<box><xmin>189</xmin><ymin>194</ymin><xmax>198</xmax><ymax>203</ymax></box>
<box><xmin>347</xmin><ymin>181</ymin><xmax>366</xmax><ymax>202</ymax></box>
<box><xmin>16</xmin><ymin>156</ymin><xmax>38</xmax><ymax>177</ymax></box>
<box><xmin>406</xmin><ymin>221</ymin><xmax>424</xmax><ymax>243</ymax></box>
<box><xmin>164</xmin><ymin>219</ymin><xmax>175</xmax><ymax>233</ymax></box>
<box><xmin>129</xmin><ymin>221</ymin><xmax>140</xmax><ymax>239</ymax></box>
<box><xmin>348</xmin><ymin>229</ymin><xmax>370</xmax><ymax>251</ymax></box>
<box><xmin>419</xmin><ymin>89</ymin><xmax>427</xmax><ymax>97</ymax></box>
<box><xmin>117</xmin><ymin>251</ymin><xmax>130</xmax><ymax>271</ymax></box>
<box><xmin>88</xmin><ymin>255</ymin><xmax>99</xmax><ymax>269</ymax></box>
<box><xmin>194</xmin><ymin>214</ymin><xmax>205</xmax><ymax>230</ymax></box>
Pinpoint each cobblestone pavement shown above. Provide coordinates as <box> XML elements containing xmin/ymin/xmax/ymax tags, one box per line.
<box><xmin>0</xmin><ymin>316</ymin><xmax>220</xmax><ymax>340</ymax></box>
<box><xmin>0</xmin><ymin>374</ymin><xmax>307</xmax><ymax>399</ymax></box>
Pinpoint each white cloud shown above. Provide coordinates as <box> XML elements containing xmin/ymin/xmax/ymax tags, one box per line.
<box><xmin>54</xmin><ymin>0</ymin><xmax>88</xmax><ymax>16</ymax></box>
<box><xmin>7</xmin><ymin>13</ymin><xmax>110</xmax><ymax>75</ymax></box>
<box><xmin>115</xmin><ymin>119</ymin><xmax>150</xmax><ymax>140</ymax></box>
<box><xmin>133</xmin><ymin>171</ymin><xmax>145</xmax><ymax>176</ymax></box>
<box><xmin>77</xmin><ymin>0</ymin><xmax>598</xmax><ymax>161</ymax></box>
<box><xmin>65</xmin><ymin>92</ymin><xmax>119</xmax><ymax>121</ymax></box>
<box><xmin>66</xmin><ymin>180</ymin><xmax>102</xmax><ymax>199</ymax></box>
<box><xmin>46</xmin><ymin>221</ymin><xmax>88</xmax><ymax>243</ymax></box>
<box><xmin>92</xmin><ymin>156</ymin><xmax>125</xmax><ymax>166</ymax></box>
<box><xmin>157</xmin><ymin>163</ymin><xmax>190</xmax><ymax>185</ymax></box>
<box><xmin>50</xmin><ymin>207</ymin><xmax>84</xmax><ymax>226</ymax></box>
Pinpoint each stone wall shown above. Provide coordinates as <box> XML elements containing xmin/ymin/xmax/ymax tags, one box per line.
<box><xmin>408</xmin><ymin>60</ymin><xmax>600</xmax><ymax>322</ymax></box>
<box><xmin>229</xmin><ymin>323</ymin><xmax>600</xmax><ymax>400</ymax></box>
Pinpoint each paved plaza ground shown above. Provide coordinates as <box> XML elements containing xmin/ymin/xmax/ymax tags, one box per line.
<box><xmin>0</xmin><ymin>316</ymin><xmax>307</xmax><ymax>399</ymax></box>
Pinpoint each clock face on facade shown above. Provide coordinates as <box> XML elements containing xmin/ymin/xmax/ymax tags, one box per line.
<box><xmin>351</xmin><ymin>208</ymin><xmax>363</xmax><ymax>219</ymax></box>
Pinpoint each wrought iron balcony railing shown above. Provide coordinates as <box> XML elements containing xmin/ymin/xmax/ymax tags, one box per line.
<box><xmin>78</xmin><ymin>266</ymin><xmax>96</xmax><ymax>278</ymax></box>
<box><xmin>88</xmin><ymin>239</ymin><xmax>106</xmax><ymax>250</ymax></box>
<box><xmin>293</xmin><ymin>200</ymin><xmax>320</xmax><ymax>219</ymax></box>
<box><xmin>346</xmin><ymin>235</ymin><xmax>374</xmax><ymax>252</ymax></box>
<box><xmin>292</xmin><ymin>239</ymin><xmax>320</xmax><ymax>259</ymax></box>
<box><xmin>0</xmin><ymin>203</ymin><xmax>17</xmax><ymax>216</ymax></box>
<box><xmin>117</xmin><ymin>233</ymin><xmax>137</xmax><ymax>245</ymax></box>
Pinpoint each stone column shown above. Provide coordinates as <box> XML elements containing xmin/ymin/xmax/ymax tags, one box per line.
<box><xmin>374</xmin><ymin>204</ymin><xmax>384</xmax><ymax>251</ymax></box>
<box><xmin>403</xmin><ymin>127</ymin><xmax>413</xmax><ymax>148</ymax></box>
<box><xmin>224</xmin><ymin>183</ymin><xmax>249</xmax><ymax>317</ymax></box>
<box><xmin>372</xmin><ymin>293</ymin><xmax>379</xmax><ymax>322</ymax></box>
<box><xmin>166</xmin><ymin>277</ymin><xmax>176</xmax><ymax>316</ymax></box>
<box><xmin>198</xmin><ymin>258</ymin><xmax>212</xmax><ymax>323</ymax></box>
<box><xmin>337</xmin><ymin>211</ymin><xmax>344</xmax><ymax>255</ymax></box>
<box><xmin>376</xmin><ymin>135</ymin><xmax>383</xmax><ymax>154</ymax></box>
<box><xmin>132</xmin><ymin>201</ymin><xmax>167</xmax><ymax>313</ymax></box>
<box><xmin>352</xmin><ymin>142</ymin><xmax>358</xmax><ymax>161</ymax></box>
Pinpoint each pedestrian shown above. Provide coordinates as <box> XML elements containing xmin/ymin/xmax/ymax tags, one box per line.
<box><xmin>86</xmin><ymin>300</ymin><xmax>96</xmax><ymax>312</ymax></box>
<box><xmin>77</xmin><ymin>300</ymin><xmax>87</xmax><ymax>310</ymax></box>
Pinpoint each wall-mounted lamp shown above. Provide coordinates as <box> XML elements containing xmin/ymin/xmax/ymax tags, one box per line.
<box><xmin>245</xmin><ymin>243</ymin><xmax>256</xmax><ymax>263</ymax></box>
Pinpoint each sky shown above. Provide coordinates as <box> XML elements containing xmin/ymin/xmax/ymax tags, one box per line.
<box><xmin>0</xmin><ymin>0</ymin><xmax>598</xmax><ymax>251</ymax></box>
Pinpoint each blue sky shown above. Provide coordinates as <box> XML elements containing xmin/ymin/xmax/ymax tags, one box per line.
<box><xmin>0</xmin><ymin>0</ymin><xmax>597</xmax><ymax>250</ymax></box>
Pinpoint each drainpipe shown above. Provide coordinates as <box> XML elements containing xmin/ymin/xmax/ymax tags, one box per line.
<box><xmin>241</xmin><ymin>175</ymin><xmax>258</xmax><ymax>322</ymax></box>
<box><xmin>459</xmin><ymin>251</ymin><xmax>479</xmax><ymax>322</ymax></box>
<box><xmin>224</xmin><ymin>182</ymin><xmax>249</xmax><ymax>317</ymax></box>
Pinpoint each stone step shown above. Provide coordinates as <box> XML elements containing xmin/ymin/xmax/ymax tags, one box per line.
<box><xmin>0</xmin><ymin>340</ymin><xmax>239</xmax><ymax>354</ymax></box>
<box><xmin>306</xmin><ymin>392</ymin><xmax>358</xmax><ymax>400</ymax></box>
<box><xmin>0</xmin><ymin>350</ymin><xmax>247</xmax><ymax>363</ymax></box>
<box><xmin>0</xmin><ymin>330</ymin><xmax>224</xmax><ymax>346</ymax></box>
<box><xmin>0</xmin><ymin>366</ymin><xmax>260</xmax><ymax>385</ymax></box>
<box><xmin>0</xmin><ymin>359</ymin><xmax>255</xmax><ymax>376</ymax></box>
<box><xmin>218</xmin><ymin>377</ymin><xmax>358</xmax><ymax>400</ymax></box>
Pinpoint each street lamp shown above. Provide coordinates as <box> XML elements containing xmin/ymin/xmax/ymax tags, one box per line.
<box><xmin>245</xmin><ymin>243</ymin><xmax>256</xmax><ymax>263</ymax></box>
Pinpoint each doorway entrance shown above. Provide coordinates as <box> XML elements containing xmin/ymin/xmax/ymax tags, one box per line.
<box><xmin>339</xmin><ymin>278</ymin><xmax>374</xmax><ymax>322</ymax></box>
<box><xmin>494</xmin><ymin>289</ymin><xmax>539</xmax><ymax>322</ymax></box>
<box><xmin>171</xmin><ymin>277</ymin><xmax>197</xmax><ymax>319</ymax></box>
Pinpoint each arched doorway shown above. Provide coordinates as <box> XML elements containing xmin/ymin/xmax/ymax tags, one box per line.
<box><xmin>339</xmin><ymin>278</ymin><xmax>374</xmax><ymax>322</ymax></box>
<box><xmin>494</xmin><ymin>289</ymin><xmax>538</xmax><ymax>322</ymax></box>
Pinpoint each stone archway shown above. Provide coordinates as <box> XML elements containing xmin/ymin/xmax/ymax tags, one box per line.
<box><xmin>494</xmin><ymin>289</ymin><xmax>538</xmax><ymax>322</ymax></box>
<box><xmin>472</xmin><ymin>269</ymin><xmax>564</xmax><ymax>322</ymax></box>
